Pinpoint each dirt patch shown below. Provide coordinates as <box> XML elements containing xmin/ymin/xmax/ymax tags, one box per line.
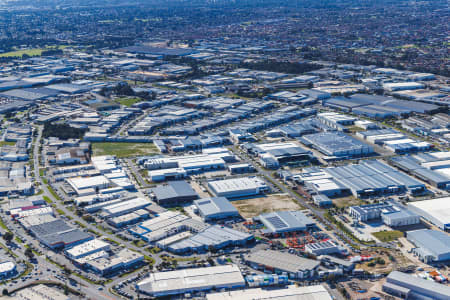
<box><xmin>333</xmin><ymin>196</ymin><xmax>365</xmax><ymax>208</ymax></box>
<box><xmin>232</xmin><ymin>193</ymin><xmax>302</xmax><ymax>219</ymax></box>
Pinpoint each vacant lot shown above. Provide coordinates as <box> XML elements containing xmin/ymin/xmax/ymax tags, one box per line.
<box><xmin>232</xmin><ymin>193</ymin><xmax>302</xmax><ymax>219</ymax></box>
<box><xmin>92</xmin><ymin>142</ymin><xmax>159</xmax><ymax>158</ymax></box>
<box><xmin>372</xmin><ymin>230</ymin><xmax>404</xmax><ymax>242</ymax></box>
<box><xmin>333</xmin><ymin>196</ymin><xmax>365</xmax><ymax>208</ymax></box>
<box><xmin>115</xmin><ymin>97</ymin><xmax>142</xmax><ymax>107</ymax></box>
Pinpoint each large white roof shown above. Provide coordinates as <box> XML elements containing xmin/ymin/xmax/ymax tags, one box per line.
<box><xmin>137</xmin><ymin>264</ymin><xmax>245</xmax><ymax>295</ymax></box>
<box><xmin>207</xmin><ymin>285</ymin><xmax>332</xmax><ymax>300</ymax></box>
<box><xmin>409</xmin><ymin>197</ymin><xmax>450</xmax><ymax>227</ymax></box>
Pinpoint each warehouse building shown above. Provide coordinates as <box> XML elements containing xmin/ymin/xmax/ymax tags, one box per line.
<box><xmin>150</xmin><ymin>181</ymin><xmax>199</xmax><ymax>206</ymax></box>
<box><xmin>65</xmin><ymin>239</ymin><xmax>111</xmax><ymax>260</ymax></box>
<box><xmin>296</xmin><ymin>167</ymin><xmax>348</xmax><ymax>197</ymax></box>
<box><xmin>408</xmin><ymin>197</ymin><xmax>450</xmax><ymax>230</ymax></box>
<box><xmin>317</xmin><ymin>112</ymin><xmax>357</xmax><ymax>129</ymax></box>
<box><xmin>254</xmin><ymin>211</ymin><xmax>315</xmax><ymax>235</ymax></box>
<box><xmin>13</xmin><ymin>284</ymin><xmax>71</xmax><ymax>300</ymax></box>
<box><xmin>101</xmin><ymin>197</ymin><xmax>151</xmax><ymax>218</ymax></box>
<box><xmin>66</xmin><ymin>175</ymin><xmax>110</xmax><ymax>196</ymax></box>
<box><xmin>244</xmin><ymin>250</ymin><xmax>319</xmax><ymax>279</ymax></box>
<box><xmin>85</xmin><ymin>248</ymin><xmax>144</xmax><ymax>276</ymax></box>
<box><xmin>325</xmin><ymin>160</ymin><xmax>425</xmax><ymax>197</ymax></box>
<box><xmin>312</xmin><ymin>194</ymin><xmax>333</xmax><ymax>207</ymax></box>
<box><xmin>140</xmin><ymin>148</ymin><xmax>234</xmax><ymax>173</ymax></box>
<box><xmin>132</xmin><ymin>211</ymin><xmax>208</xmax><ymax>243</ymax></box>
<box><xmin>167</xmin><ymin>225</ymin><xmax>254</xmax><ymax>254</ymax></box>
<box><xmin>383</xmin><ymin>271</ymin><xmax>450</xmax><ymax>299</ymax></box>
<box><xmin>406</xmin><ymin>229</ymin><xmax>450</xmax><ymax>263</ymax></box>
<box><xmin>136</xmin><ymin>264</ymin><xmax>246</xmax><ymax>297</ymax></box>
<box><xmin>29</xmin><ymin>219</ymin><xmax>93</xmax><ymax>250</ymax></box>
<box><xmin>305</xmin><ymin>241</ymin><xmax>343</xmax><ymax>256</ymax></box>
<box><xmin>207</xmin><ymin>177</ymin><xmax>269</xmax><ymax>199</ymax></box>
<box><xmin>207</xmin><ymin>285</ymin><xmax>333</xmax><ymax>300</ymax></box>
<box><xmin>389</xmin><ymin>154</ymin><xmax>450</xmax><ymax>190</ymax></box>
<box><xmin>302</xmin><ymin>132</ymin><xmax>373</xmax><ymax>158</ymax></box>
<box><xmin>148</xmin><ymin>168</ymin><xmax>187</xmax><ymax>182</ymax></box>
<box><xmin>383</xmin><ymin>82</ymin><xmax>425</xmax><ymax>91</ymax></box>
<box><xmin>358</xmin><ymin>129</ymin><xmax>433</xmax><ymax>154</ymax></box>
<box><xmin>245</xmin><ymin>142</ymin><xmax>314</xmax><ymax>169</ymax></box>
<box><xmin>193</xmin><ymin>197</ymin><xmax>240</xmax><ymax>221</ymax></box>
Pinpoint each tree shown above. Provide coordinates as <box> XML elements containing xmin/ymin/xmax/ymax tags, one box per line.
<box><xmin>25</xmin><ymin>247</ymin><xmax>34</xmax><ymax>260</ymax></box>
<box><xmin>2</xmin><ymin>232</ymin><xmax>13</xmax><ymax>243</ymax></box>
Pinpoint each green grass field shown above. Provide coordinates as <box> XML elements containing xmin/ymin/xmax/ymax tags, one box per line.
<box><xmin>0</xmin><ymin>45</ymin><xmax>68</xmax><ymax>58</ymax></box>
<box><xmin>92</xmin><ymin>142</ymin><xmax>159</xmax><ymax>158</ymax></box>
<box><xmin>0</xmin><ymin>141</ymin><xmax>16</xmax><ymax>146</ymax></box>
<box><xmin>372</xmin><ymin>230</ymin><xmax>404</xmax><ymax>242</ymax></box>
<box><xmin>115</xmin><ymin>97</ymin><xmax>142</xmax><ymax>107</ymax></box>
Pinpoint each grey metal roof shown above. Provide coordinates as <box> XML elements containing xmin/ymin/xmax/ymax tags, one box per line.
<box><xmin>387</xmin><ymin>271</ymin><xmax>450</xmax><ymax>299</ymax></box>
<box><xmin>244</xmin><ymin>250</ymin><xmax>319</xmax><ymax>273</ymax></box>
<box><xmin>194</xmin><ymin>197</ymin><xmax>239</xmax><ymax>218</ymax></box>
<box><xmin>258</xmin><ymin>211</ymin><xmax>315</xmax><ymax>234</ymax></box>
<box><xmin>407</xmin><ymin>229</ymin><xmax>450</xmax><ymax>258</ymax></box>
<box><xmin>151</xmin><ymin>181</ymin><xmax>198</xmax><ymax>201</ymax></box>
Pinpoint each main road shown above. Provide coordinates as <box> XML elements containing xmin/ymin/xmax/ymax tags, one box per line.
<box><xmin>31</xmin><ymin>125</ymin><xmax>161</xmax><ymax>299</ymax></box>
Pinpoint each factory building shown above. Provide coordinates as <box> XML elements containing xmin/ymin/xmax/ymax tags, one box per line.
<box><xmin>383</xmin><ymin>82</ymin><xmax>425</xmax><ymax>91</ymax></box>
<box><xmin>389</xmin><ymin>153</ymin><xmax>450</xmax><ymax>190</ymax></box>
<box><xmin>295</xmin><ymin>167</ymin><xmax>348</xmax><ymax>197</ymax></box>
<box><xmin>302</xmin><ymin>132</ymin><xmax>373</xmax><ymax>158</ymax></box>
<box><xmin>101</xmin><ymin>197</ymin><xmax>151</xmax><ymax>218</ymax></box>
<box><xmin>29</xmin><ymin>219</ymin><xmax>93</xmax><ymax>250</ymax></box>
<box><xmin>140</xmin><ymin>148</ymin><xmax>234</xmax><ymax>174</ymax></box>
<box><xmin>325</xmin><ymin>160</ymin><xmax>425</xmax><ymax>198</ymax></box>
<box><xmin>305</xmin><ymin>241</ymin><xmax>343</xmax><ymax>256</ymax></box>
<box><xmin>245</xmin><ymin>142</ymin><xmax>314</xmax><ymax>169</ymax></box>
<box><xmin>383</xmin><ymin>271</ymin><xmax>450</xmax><ymax>299</ymax></box>
<box><xmin>148</xmin><ymin>168</ymin><xmax>187</xmax><ymax>182</ymax></box>
<box><xmin>312</xmin><ymin>194</ymin><xmax>333</xmax><ymax>207</ymax></box>
<box><xmin>136</xmin><ymin>264</ymin><xmax>246</xmax><ymax>297</ymax></box>
<box><xmin>167</xmin><ymin>225</ymin><xmax>254</xmax><ymax>254</ymax></box>
<box><xmin>244</xmin><ymin>250</ymin><xmax>319</xmax><ymax>279</ymax></box>
<box><xmin>66</xmin><ymin>175</ymin><xmax>110</xmax><ymax>196</ymax></box>
<box><xmin>406</xmin><ymin>229</ymin><xmax>450</xmax><ymax>263</ymax></box>
<box><xmin>65</xmin><ymin>239</ymin><xmax>111</xmax><ymax>260</ymax></box>
<box><xmin>316</xmin><ymin>112</ymin><xmax>356</xmax><ymax>130</ymax></box>
<box><xmin>150</xmin><ymin>181</ymin><xmax>199</xmax><ymax>206</ymax></box>
<box><xmin>193</xmin><ymin>197</ymin><xmax>240</xmax><ymax>221</ymax></box>
<box><xmin>207</xmin><ymin>177</ymin><xmax>269</xmax><ymax>199</ymax></box>
<box><xmin>207</xmin><ymin>285</ymin><xmax>333</xmax><ymax>300</ymax></box>
<box><xmin>254</xmin><ymin>210</ymin><xmax>315</xmax><ymax>235</ymax></box>
<box><xmin>85</xmin><ymin>248</ymin><xmax>144</xmax><ymax>276</ymax></box>
<box><xmin>358</xmin><ymin>129</ymin><xmax>432</xmax><ymax>154</ymax></box>
<box><xmin>408</xmin><ymin>197</ymin><xmax>450</xmax><ymax>230</ymax></box>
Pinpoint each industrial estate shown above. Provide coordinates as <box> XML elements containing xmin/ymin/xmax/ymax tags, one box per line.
<box><xmin>0</xmin><ymin>0</ymin><xmax>448</xmax><ymax>300</ymax></box>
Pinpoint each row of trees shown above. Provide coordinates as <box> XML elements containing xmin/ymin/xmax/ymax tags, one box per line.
<box><xmin>42</xmin><ymin>123</ymin><xmax>87</xmax><ymax>140</ymax></box>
